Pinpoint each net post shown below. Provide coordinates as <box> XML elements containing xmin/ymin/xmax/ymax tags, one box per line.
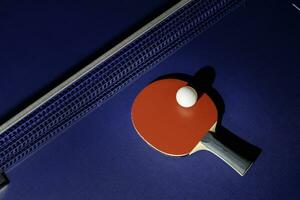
<box><xmin>0</xmin><ymin>171</ymin><xmax>9</xmax><ymax>189</ymax></box>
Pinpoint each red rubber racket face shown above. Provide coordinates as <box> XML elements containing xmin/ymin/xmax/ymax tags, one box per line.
<box><xmin>131</xmin><ymin>79</ymin><xmax>218</xmax><ymax>156</ymax></box>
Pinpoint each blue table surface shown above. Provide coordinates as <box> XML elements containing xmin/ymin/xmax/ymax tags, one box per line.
<box><xmin>0</xmin><ymin>0</ymin><xmax>299</xmax><ymax>199</ymax></box>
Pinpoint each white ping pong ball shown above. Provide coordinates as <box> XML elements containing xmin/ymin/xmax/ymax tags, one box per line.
<box><xmin>176</xmin><ymin>86</ymin><xmax>198</xmax><ymax>108</ymax></box>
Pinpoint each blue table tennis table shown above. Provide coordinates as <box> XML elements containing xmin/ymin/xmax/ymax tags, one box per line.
<box><xmin>0</xmin><ymin>0</ymin><xmax>299</xmax><ymax>199</ymax></box>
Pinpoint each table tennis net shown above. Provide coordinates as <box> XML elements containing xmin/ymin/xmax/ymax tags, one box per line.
<box><xmin>0</xmin><ymin>0</ymin><xmax>243</xmax><ymax>171</ymax></box>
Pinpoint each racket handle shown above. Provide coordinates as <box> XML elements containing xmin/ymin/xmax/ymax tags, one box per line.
<box><xmin>201</xmin><ymin>132</ymin><xmax>253</xmax><ymax>176</ymax></box>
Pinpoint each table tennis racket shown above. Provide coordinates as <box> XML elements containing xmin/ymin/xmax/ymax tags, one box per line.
<box><xmin>131</xmin><ymin>79</ymin><xmax>253</xmax><ymax>176</ymax></box>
